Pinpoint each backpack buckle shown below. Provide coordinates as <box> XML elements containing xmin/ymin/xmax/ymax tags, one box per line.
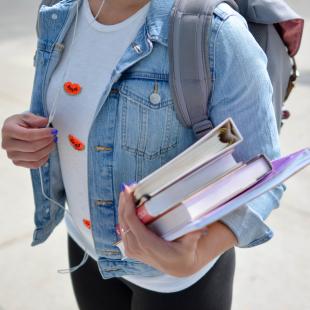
<box><xmin>193</xmin><ymin>119</ymin><xmax>213</xmax><ymax>139</ymax></box>
<box><xmin>284</xmin><ymin>57</ymin><xmax>299</xmax><ymax>101</ymax></box>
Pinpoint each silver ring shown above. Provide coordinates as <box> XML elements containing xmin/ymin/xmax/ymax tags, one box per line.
<box><xmin>121</xmin><ymin>227</ymin><xmax>130</xmax><ymax>235</ymax></box>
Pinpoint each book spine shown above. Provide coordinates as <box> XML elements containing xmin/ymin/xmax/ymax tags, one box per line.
<box><xmin>136</xmin><ymin>204</ymin><xmax>156</xmax><ymax>224</ymax></box>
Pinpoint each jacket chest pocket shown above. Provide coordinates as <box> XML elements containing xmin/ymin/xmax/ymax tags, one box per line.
<box><xmin>118</xmin><ymin>78</ymin><xmax>181</xmax><ymax>160</ymax></box>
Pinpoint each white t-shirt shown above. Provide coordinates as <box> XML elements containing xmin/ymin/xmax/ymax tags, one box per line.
<box><xmin>46</xmin><ymin>0</ymin><xmax>220</xmax><ymax>293</ymax></box>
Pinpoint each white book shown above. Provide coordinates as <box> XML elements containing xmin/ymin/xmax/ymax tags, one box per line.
<box><xmin>133</xmin><ymin>118</ymin><xmax>243</xmax><ymax>205</ymax></box>
<box><xmin>137</xmin><ymin>150</ymin><xmax>240</xmax><ymax>221</ymax></box>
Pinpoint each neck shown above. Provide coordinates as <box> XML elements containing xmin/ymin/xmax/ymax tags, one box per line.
<box><xmin>89</xmin><ymin>0</ymin><xmax>150</xmax><ymax>25</ymax></box>
<box><xmin>103</xmin><ymin>0</ymin><xmax>150</xmax><ymax>11</ymax></box>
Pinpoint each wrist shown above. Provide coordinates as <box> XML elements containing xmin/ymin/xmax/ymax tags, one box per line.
<box><xmin>197</xmin><ymin>221</ymin><xmax>237</xmax><ymax>267</ymax></box>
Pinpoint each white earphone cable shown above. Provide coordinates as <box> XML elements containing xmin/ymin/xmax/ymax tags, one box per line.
<box><xmin>39</xmin><ymin>0</ymin><xmax>106</xmax><ymax>274</ymax></box>
<box><xmin>48</xmin><ymin>0</ymin><xmax>106</xmax><ymax>126</ymax></box>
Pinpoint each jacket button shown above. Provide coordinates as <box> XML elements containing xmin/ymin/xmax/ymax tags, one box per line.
<box><xmin>51</xmin><ymin>13</ymin><xmax>58</xmax><ymax>20</ymax></box>
<box><xmin>150</xmin><ymin>92</ymin><xmax>161</xmax><ymax>104</ymax></box>
<box><xmin>132</xmin><ymin>43</ymin><xmax>142</xmax><ymax>54</ymax></box>
<box><xmin>95</xmin><ymin>146</ymin><xmax>113</xmax><ymax>152</ymax></box>
<box><xmin>95</xmin><ymin>199</ymin><xmax>113</xmax><ymax>206</ymax></box>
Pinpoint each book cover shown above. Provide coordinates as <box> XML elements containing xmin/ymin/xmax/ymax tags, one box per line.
<box><xmin>133</xmin><ymin>118</ymin><xmax>243</xmax><ymax>205</ymax></box>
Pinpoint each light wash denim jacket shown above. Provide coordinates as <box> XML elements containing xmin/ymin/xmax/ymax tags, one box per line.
<box><xmin>29</xmin><ymin>0</ymin><xmax>285</xmax><ymax>278</ymax></box>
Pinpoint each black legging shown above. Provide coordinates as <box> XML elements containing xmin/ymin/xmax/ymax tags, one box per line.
<box><xmin>68</xmin><ymin>234</ymin><xmax>236</xmax><ymax>310</ymax></box>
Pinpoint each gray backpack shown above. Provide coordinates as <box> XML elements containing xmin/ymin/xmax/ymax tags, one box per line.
<box><xmin>169</xmin><ymin>0</ymin><xmax>304</xmax><ymax>138</ymax></box>
<box><xmin>37</xmin><ymin>0</ymin><xmax>304</xmax><ymax>138</ymax></box>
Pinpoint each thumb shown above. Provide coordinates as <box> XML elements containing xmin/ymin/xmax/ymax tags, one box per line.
<box><xmin>20</xmin><ymin>112</ymin><xmax>49</xmax><ymax>128</ymax></box>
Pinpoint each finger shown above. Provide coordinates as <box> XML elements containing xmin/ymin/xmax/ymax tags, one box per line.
<box><xmin>118</xmin><ymin>188</ymin><xmax>142</xmax><ymax>258</ymax></box>
<box><xmin>13</xmin><ymin>155</ymin><xmax>49</xmax><ymax>169</ymax></box>
<box><xmin>7</xmin><ymin>140</ymin><xmax>56</xmax><ymax>162</ymax></box>
<box><xmin>127</xmin><ymin>182</ymin><xmax>138</xmax><ymax>192</ymax></box>
<box><xmin>118</xmin><ymin>188</ymin><xmax>136</xmax><ymax>258</ymax></box>
<box><xmin>2</xmin><ymin>113</ymin><xmax>56</xmax><ymax>142</ymax></box>
<box><xmin>118</xmin><ymin>186</ymin><xmax>148</xmax><ymax>245</ymax></box>
<box><xmin>118</xmin><ymin>183</ymin><xmax>139</xmax><ymax>229</ymax></box>
<box><xmin>10</xmin><ymin>125</ymin><xmax>56</xmax><ymax>142</ymax></box>
<box><xmin>121</xmin><ymin>229</ymin><xmax>141</xmax><ymax>259</ymax></box>
<box><xmin>20</xmin><ymin>112</ymin><xmax>49</xmax><ymax>128</ymax></box>
<box><xmin>118</xmin><ymin>189</ymin><xmax>130</xmax><ymax>232</ymax></box>
<box><xmin>3</xmin><ymin>136</ymin><xmax>55</xmax><ymax>152</ymax></box>
<box><xmin>121</xmin><ymin>186</ymin><xmax>161</xmax><ymax>245</ymax></box>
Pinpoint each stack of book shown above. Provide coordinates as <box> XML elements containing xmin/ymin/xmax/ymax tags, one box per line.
<box><xmin>115</xmin><ymin>118</ymin><xmax>310</xmax><ymax>252</ymax></box>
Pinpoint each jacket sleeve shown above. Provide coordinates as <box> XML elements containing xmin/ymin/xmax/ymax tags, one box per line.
<box><xmin>208</xmin><ymin>10</ymin><xmax>286</xmax><ymax>247</ymax></box>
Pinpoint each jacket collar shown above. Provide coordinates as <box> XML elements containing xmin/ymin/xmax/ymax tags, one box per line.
<box><xmin>38</xmin><ymin>0</ymin><xmax>174</xmax><ymax>50</ymax></box>
<box><xmin>76</xmin><ymin>0</ymin><xmax>174</xmax><ymax>46</ymax></box>
<box><xmin>145</xmin><ymin>0</ymin><xmax>174</xmax><ymax>46</ymax></box>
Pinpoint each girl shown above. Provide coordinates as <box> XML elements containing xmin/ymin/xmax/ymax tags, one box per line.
<box><xmin>1</xmin><ymin>0</ymin><xmax>285</xmax><ymax>309</ymax></box>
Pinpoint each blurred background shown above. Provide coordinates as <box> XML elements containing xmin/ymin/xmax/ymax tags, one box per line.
<box><xmin>0</xmin><ymin>1</ymin><xmax>309</xmax><ymax>309</ymax></box>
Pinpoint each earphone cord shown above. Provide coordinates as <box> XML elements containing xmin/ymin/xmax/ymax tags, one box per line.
<box><xmin>39</xmin><ymin>0</ymin><xmax>106</xmax><ymax>274</ymax></box>
<box><xmin>48</xmin><ymin>0</ymin><xmax>106</xmax><ymax>126</ymax></box>
<box><xmin>39</xmin><ymin>165</ymin><xmax>90</xmax><ymax>274</ymax></box>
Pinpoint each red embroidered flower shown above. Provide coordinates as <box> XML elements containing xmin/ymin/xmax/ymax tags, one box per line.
<box><xmin>83</xmin><ymin>219</ymin><xmax>91</xmax><ymax>230</ymax></box>
<box><xmin>64</xmin><ymin>81</ymin><xmax>82</xmax><ymax>95</ymax></box>
<box><xmin>68</xmin><ymin>134</ymin><xmax>85</xmax><ymax>151</ymax></box>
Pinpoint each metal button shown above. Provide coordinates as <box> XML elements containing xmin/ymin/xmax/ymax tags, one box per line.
<box><xmin>51</xmin><ymin>13</ymin><xmax>58</xmax><ymax>20</ymax></box>
<box><xmin>96</xmin><ymin>146</ymin><xmax>113</xmax><ymax>152</ymax></box>
<box><xmin>149</xmin><ymin>92</ymin><xmax>161</xmax><ymax>104</ymax></box>
<box><xmin>96</xmin><ymin>199</ymin><xmax>113</xmax><ymax>206</ymax></box>
<box><xmin>55</xmin><ymin>42</ymin><xmax>65</xmax><ymax>51</ymax></box>
<box><xmin>132</xmin><ymin>43</ymin><xmax>142</xmax><ymax>54</ymax></box>
<box><xmin>150</xmin><ymin>81</ymin><xmax>161</xmax><ymax>104</ymax></box>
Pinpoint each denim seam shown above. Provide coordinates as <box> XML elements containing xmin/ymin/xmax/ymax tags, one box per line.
<box><xmin>120</xmin><ymin>85</ymin><xmax>172</xmax><ymax>108</ymax></box>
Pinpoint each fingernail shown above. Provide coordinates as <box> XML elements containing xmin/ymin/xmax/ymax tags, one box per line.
<box><xmin>53</xmin><ymin>136</ymin><xmax>58</xmax><ymax>143</ymax></box>
<box><xmin>51</xmin><ymin>129</ymin><xmax>58</xmax><ymax>135</ymax></box>
<box><xmin>120</xmin><ymin>183</ymin><xmax>126</xmax><ymax>192</ymax></box>
<box><xmin>128</xmin><ymin>181</ymin><xmax>137</xmax><ymax>186</ymax></box>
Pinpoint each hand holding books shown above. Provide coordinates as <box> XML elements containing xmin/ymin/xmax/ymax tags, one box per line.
<box><xmin>115</xmin><ymin>118</ymin><xmax>310</xmax><ymax>256</ymax></box>
<box><xmin>117</xmin><ymin>183</ymin><xmax>237</xmax><ymax>277</ymax></box>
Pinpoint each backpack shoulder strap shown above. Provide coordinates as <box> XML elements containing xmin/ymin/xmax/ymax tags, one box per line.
<box><xmin>168</xmin><ymin>0</ymin><xmax>237</xmax><ymax>139</ymax></box>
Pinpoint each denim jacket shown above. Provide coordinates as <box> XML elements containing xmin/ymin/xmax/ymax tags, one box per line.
<box><xmin>29</xmin><ymin>0</ymin><xmax>285</xmax><ymax>278</ymax></box>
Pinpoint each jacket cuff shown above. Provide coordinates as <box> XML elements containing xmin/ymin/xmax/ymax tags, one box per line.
<box><xmin>219</xmin><ymin>204</ymin><xmax>273</xmax><ymax>248</ymax></box>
